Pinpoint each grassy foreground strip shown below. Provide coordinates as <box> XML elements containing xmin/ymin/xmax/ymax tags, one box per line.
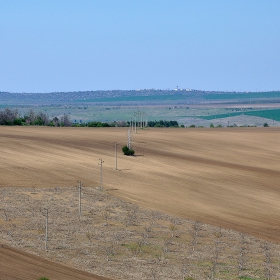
<box><xmin>1</xmin><ymin>186</ymin><xmax>279</xmax><ymax>280</ymax></box>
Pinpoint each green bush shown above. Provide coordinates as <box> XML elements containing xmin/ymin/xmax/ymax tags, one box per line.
<box><xmin>13</xmin><ymin>118</ymin><xmax>23</xmax><ymax>125</ymax></box>
<box><xmin>122</xmin><ymin>145</ymin><xmax>135</xmax><ymax>156</ymax></box>
<box><xmin>263</xmin><ymin>122</ymin><xmax>269</xmax><ymax>127</ymax></box>
<box><xmin>38</xmin><ymin>277</ymin><xmax>50</xmax><ymax>280</ymax></box>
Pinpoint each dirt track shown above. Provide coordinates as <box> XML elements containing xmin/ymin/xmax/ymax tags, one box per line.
<box><xmin>2</xmin><ymin>126</ymin><xmax>280</xmax><ymax>279</ymax></box>
<box><xmin>1</xmin><ymin>126</ymin><xmax>280</xmax><ymax>245</ymax></box>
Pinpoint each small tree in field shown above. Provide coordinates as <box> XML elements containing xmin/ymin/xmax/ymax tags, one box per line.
<box><xmin>263</xmin><ymin>122</ymin><xmax>269</xmax><ymax>127</ymax></box>
<box><xmin>122</xmin><ymin>145</ymin><xmax>135</xmax><ymax>156</ymax></box>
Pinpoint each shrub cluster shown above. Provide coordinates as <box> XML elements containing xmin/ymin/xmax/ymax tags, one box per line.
<box><xmin>0</xmin><ymin>108</ymin><xmax>72</xmax><ymax>127</ymax></box>
<box><xmin>147</xmin><ymin>120</ymin><xmax>179</xmax><ymax>127</ymax></box>
<box><xmin>122</xmin><ymin>145</ymin><xmax>135</xmax><ymax>156</ymax></box>
<box><xmin>71</xmin><ymin>120</ymin><xmax>129</xmax><ymax>127</ymax></box>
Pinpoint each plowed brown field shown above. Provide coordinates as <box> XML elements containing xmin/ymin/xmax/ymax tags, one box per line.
<box><xmin>0</xmin><ymin>244</ymin><xmax>111</xmax><ymax>280</ymax></box>
<box><xmin>1</xmin><ymin>126</ymin><xmax>280</xmax><ymax>278</ymax></box>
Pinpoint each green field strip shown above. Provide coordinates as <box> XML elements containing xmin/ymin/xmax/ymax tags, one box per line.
<box><xmin>197</xmin><ymin>109</ymin><xmax>280</xmax><ymax>121</ymax></box>
<box><xmin>198</xmin><ymin>112</ymin><xmax>243</xmax><ymax>120</ymax></box>
<box><xmin>204</xmin><ymin>91</ymin><xmax>280</xmax><ymax>100</ymax></box>
<box><xmin>244</xmin><ymin>109</ymin><xmax>280</xmax><ymax>121</ymax></box>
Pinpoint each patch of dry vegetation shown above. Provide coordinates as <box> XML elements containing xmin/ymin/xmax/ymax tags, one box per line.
<box><xmin>1</xmin><ymin>186</ymin><xmax>280</xmax><ymax>280</ymax></box>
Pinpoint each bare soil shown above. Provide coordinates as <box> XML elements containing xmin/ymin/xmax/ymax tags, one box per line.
<box><xmin>1</xmin><ymin>126</ymin><xmax>280</xmax><ymax>279</ymax></box>
<box><xmin>0</xmin><ymin>244</ymin><xmax>110</xmax><ymax>280</ymax></box>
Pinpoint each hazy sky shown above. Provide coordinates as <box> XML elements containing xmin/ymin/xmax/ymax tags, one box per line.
<box><xmin>1</xmin><ymin>1</ymin><xmax>280</xmax><ymax>93</ymax></box>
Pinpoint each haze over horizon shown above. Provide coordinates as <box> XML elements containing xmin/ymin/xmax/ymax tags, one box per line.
<box><xmin>1</xmin><ymin>88</ymin><xmax>280</xmax><ymax>95</ymax></box>
<box><xmin>1</xmin><ymin>1</ymin><xmax>280</xmax><ymax>93</ymax></box>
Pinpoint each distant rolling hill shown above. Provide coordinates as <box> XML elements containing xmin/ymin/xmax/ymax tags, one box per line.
<box><xmin>1</xmin><ymin>89</ymin><xmax>280</xmax><ymax>106</ymax></box>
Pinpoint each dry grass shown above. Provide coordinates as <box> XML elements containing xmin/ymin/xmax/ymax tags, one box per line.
<box><xmin>1</xmin><ymin>186</ymin><xmax>280</xmax><ymax>280</ymax></box>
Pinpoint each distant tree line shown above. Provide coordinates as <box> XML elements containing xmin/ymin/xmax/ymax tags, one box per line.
<box><xmin>72</xmin><ymin>120</ymin><xmax>128</xmax><ymax>127</ymax></box>
<box><xmin>147</xmin><ymin>120</ymin><xmax>179</xmax><ymax>127</ymax></box>
<box><xmin>0</xmin><ymin>108</ymin><xmax>183</xmax><ymax>128</ymax></box>
<box><xmin>0</xmin><ymin>108</ymin><xmax>71</xmax><ymax>127</ymax></box>
<box><xmin>0</xmin><ymin>108</ymin><xmax>129</xmax><ymax>127</ymax></box>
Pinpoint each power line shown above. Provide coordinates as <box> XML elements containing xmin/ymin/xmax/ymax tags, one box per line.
<box><xmin>127</xmin><ymin>129</ymin><xmax>131</xmax><ymax>149</ymax></box>
<box><xmin>114</xmin><ymin>142</ymin><xmax>119</xmax><ymax>170</ymax></box>
<box><xmin>99</xmin><ymin>159</ymin><xmax>104</xmax><ymax>190</ymax></box>
<box><xmin>77</xmin><ymin>180</ymin><xmax>82</xmax><ymax>215</ymax></box>
<box><xmin>43</xmin><ymin>208</ymin><xmax>49</xmax><ymax>250</ymax></box>
<box><xmin>130</xmin><ymin>118</ymin><xmax>134</xmax><ymax>142</ymax></box>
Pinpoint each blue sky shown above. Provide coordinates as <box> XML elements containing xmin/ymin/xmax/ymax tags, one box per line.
<box><xmin>1</xmin><ymin>0</ymin><xmax>280</xmax><ymax>93</ymax></box>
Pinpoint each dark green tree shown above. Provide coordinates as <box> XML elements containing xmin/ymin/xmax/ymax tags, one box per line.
<box><xmin>122</xmin><ymin>145</ymin><xmax>135</xmax><ymax>156</ymax></box>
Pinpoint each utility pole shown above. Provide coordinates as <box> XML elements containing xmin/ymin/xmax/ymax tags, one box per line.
<box><xmin>99</xmin><ymin>159</ymin><xmax>104</xmax><ymax>190</ymax></box>
<box><xmin>77</xmin><ymin>180</ymin><xmax>82</xmax><ymax>215</ymax></box>
<box><xmin>134</xmin><ymin>110</ymin><xmax>140</xmax><ymax>133</ymax></box>
<box><xmin>130</xmin><ymin>118</ymin><xmax>134</xmax><ymax>142</ymax></box>
<box><xmin>145</xmin><ymin>113</ymin><xmax>148</xmax><ymax>127</ymax></box>
<box><xmin>43</xmin><ymin>208</ymin><xmax>49</xmax><ymax>250</ymax></box>
<box><xmin>138</xmin><ymin>110</ymin><xmax>141</xmax><ymax>129</ymax></box>
<box><xmin>127</xmin><ymin>129</ymin><xmax>131</xmax><ymax>149</ymax></box>
<box><xmin>143</xmin><ymin>112</ymin><xmax>146</xmax><ymax>128</ymax></box>
<box><xmin>114</xmin><ymin>142</ymin><xmax>119</xmax><ymax>170</ymax></box>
